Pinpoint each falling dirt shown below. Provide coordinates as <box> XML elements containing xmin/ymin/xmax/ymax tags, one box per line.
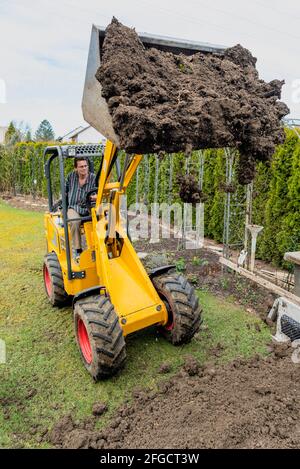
<box><xmin>49</xmin><ymin>347</ymin><xmax>300</xmax><ymax>449</ymax></box>
<box><xmin>97</xmin><ymin>18</ymin><xmax>289</xmax><ymax>184</ymax></box>
<box><xmin>176</xmin><ymin>174</ymin><xmax>206</xmax><ymax>204</ymax></box>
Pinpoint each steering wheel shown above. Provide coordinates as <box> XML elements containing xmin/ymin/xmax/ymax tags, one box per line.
<box><xmin>85</xmin><ymin>187</ymin><xmax>98</xmax><ymax>211</ymax></box>
<box><xmin>51</xmin><ymin>198</ymin><xmax>62</xmax><ymax>212</ymax></box>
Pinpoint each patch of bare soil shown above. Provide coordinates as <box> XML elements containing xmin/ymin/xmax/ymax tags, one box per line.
<box><xmin>134</xmin><ymin>236</ymin><xmax>276</xmax><ymax>322</ymax></box>
<box><xmin>97</xmin><ymin>18</ymin><xmax>289</xmax><ymax>183</ymax></box>
<box><xmin>49</xmin><ymin>349</ymin><xmax>300</xmax><ymax>449</ymax></box>
<box><xmin>1</xmin><ymin>193</ymin><xmax>48</xmax><ymax>212</ymax></box>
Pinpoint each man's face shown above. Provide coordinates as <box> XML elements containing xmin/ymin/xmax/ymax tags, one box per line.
<box><xmin>76</xmin><ymin>160</ymin><xmax>89</xmax><ymax>177</ymax></box>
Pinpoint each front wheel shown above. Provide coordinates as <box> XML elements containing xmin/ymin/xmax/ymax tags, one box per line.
<box><xmin>43</xmin><ymin>253</ymin><xmax>69</xmax><ymax>306</ymax></box>
<box><xmin>152</xmin><ymin>273</ymin><xmax>202</xmax><ymax>345</ymax></box>
<box><xmin>74</xmin><ymin>295</ymin><xmax>126</xmax><ymax>380</ymax></box>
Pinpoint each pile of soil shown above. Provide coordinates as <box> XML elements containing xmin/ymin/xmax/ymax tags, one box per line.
<box><xmin>49</xmin><ymin>348</ymin><xmax>300</xmax><ymax>449</ymax></box>
<box><xmin>97</xmin><ymin>18</ymin><xmax>289</xmax><ymax>183</ymax></box>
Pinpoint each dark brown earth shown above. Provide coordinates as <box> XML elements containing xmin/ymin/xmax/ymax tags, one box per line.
<box><xmin>49</xmin><ymin>347</ymin><xmax>300</xmax><ymax>449</ymax></box>
<box><xmin>176</xmin><ymin>174</ymin><xmax>206</xmax><ymax>204</ymax></box>
<box><xmin>97</xmin><ymin>18</ymin><xmax>289</xmax><ymax>184</ymax></box>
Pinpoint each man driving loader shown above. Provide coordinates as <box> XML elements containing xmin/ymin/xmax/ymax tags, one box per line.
<box><xmin>66</xmin><ymin>157</ymin><xmax>96</xmax><ymax>260</ymax></box>
<box><xmin>43</xmin><ymin>22</ymin><xmax>208</xmax><ymax>380</ymax></box>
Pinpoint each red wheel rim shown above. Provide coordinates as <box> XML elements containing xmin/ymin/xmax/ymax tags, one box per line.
<box><xmin>165</xmin><ymin>313</ymin><xmax>174</xmax><ymax>331</ymax></box>
<box><xmin>162</xmin><ymin>299</ymin><xmax>174</xmax><ymax>331</ymax></box>
<box><xmin>44</xmin><ymin>264</ymin><xmax>52</xmax><ymax>297</ymax></box>
<box><xmin>77</xmin><ymin>318</ymin><xmax>92</xmax><ymax>364</ymax></box>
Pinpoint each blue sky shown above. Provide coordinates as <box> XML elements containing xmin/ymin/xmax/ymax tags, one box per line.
<box><xmin>0</xmin><ymin>0</ymin><xmax>299</xmax><ymax>137</ymax></box>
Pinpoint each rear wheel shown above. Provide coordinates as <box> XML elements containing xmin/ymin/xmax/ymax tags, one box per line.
<box><xmin>43</xmin><ymin>253</ymin><xmax>69</xmax><ymax>306</ymax></box>
<box><xmin>74</xmin><ymin>295</ymin><xmax>126</xmax><ymax>380</ymax></box>
<box><xmin>152</xmin><ymin>272</ymin><xmax>202</xmax><ymax>345</ymax></box>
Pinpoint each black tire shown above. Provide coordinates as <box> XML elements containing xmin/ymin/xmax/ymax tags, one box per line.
<box><xmin>152</xmin><ymin>273</ymin><xmax>202</xmax><ymax>345</ymax></box>
<box><xmin>74</xmin><ymin>295</ymin><xmax>126</xmax><ymax>380</ymax></box>
<box><xmin>43</xmin><ymin>252</ymin><xmax>69</xmax><ymax>306</ymax></box>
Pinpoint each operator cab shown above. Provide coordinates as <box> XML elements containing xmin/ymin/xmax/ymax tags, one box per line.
<box><xmin>44</xmin><ymin>144</ymin><xmax>106</xmax><ymax>276</ymax></box>
<box><xmin>44</xmin><ymin>144</ymin><xmax>105</xmax><ymax>216</ymax></box>
<box><xmin>44</xmin><ymin>143</ymin><xmax>132</xmax><ymax>281</ymax></box>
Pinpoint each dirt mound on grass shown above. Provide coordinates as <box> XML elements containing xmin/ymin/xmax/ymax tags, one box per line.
<box><xmin>49</xmin><ymin>348</ymin><xmax>300</xmax><ymax>449</ymax></box>
<box><xmin>96</xmin><ymin>18</ymin><xmax>289</xmax><ymax>184</ymax></box>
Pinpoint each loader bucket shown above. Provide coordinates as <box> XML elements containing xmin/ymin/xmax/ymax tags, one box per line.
<box><xmin>82</xmin><ymin>24</ymin><xmax>226</xmax><ymax>144</ymax></box>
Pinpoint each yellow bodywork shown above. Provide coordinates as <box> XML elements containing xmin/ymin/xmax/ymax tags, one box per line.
<box><xmin>44</xmin><ymin>141</ymin><xmax>168</xmax><ymax>336</ymax></box>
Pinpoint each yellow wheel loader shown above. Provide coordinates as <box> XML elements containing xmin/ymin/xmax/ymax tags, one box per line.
<box><xmin>43</xmin><ymin>26</ymin><xmax>221</xmax><ymax>380</ymax></box>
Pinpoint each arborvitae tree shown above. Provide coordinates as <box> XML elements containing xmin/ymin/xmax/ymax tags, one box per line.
<box><xmin>252</xmin><ymin>161</ymin><xmax>272</xmax><ymax>259</ymax></box>
<box><xmin>252</xmin><ymin>161</ymin><xmax>272</xmax><ymax>227</ymax></box>
<box><xmin>276</xmin><ymin>138</ymin><xmax>300</xmax><ymax>267</ymax></box>
<box><xmin>35</xmin><ymin>120</ymin><xmax>55</xmax><ymax>141</ymax></box>
<box><xmin>207</xmin><ymin>149</ymin><xmax>225</xmax><ymax>241</ymax></box>
<box><xmin>202</xmin><ymin>148</ymin><xmax>217</xmax><ymax>237</ymax></box>
<box><xmin>25</xmin><ymin>130</ymin><xmax>32</xmax><ymax>142</ymax></box>
<box><xmin>5</xmin><ymin>121</ymin><xmax>20</xmax><ymax>145</ymax></box>
<box><xmin>258</xmin><ymin>130</ymin><xmax>297</xmax><ymax>264</ymax></box>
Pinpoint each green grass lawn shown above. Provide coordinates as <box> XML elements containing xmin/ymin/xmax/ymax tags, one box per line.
<box><xmin>0</xmin><ymin>200</ymin><xmax>271</xmax><ymax>448</ymax></box>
